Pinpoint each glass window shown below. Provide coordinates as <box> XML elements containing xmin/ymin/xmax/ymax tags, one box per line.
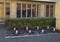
<box><xmin>46</xmin><ymin>5</ymin><xmax>49</xmax><ymax>17</ymax></box>
<box><xmin>16</xmin><ymin>3</ymin><xmax>39</xmax><ymax>18</ymax></box>
<box><xmin>27</xmin><ymin>4</ymin><xmax>31</xmax><ymax>17</ymax></box>
<box><xmin>6</xmin><ymin>3</ymin><xmax>10</xmax><ymax>18</ymax></box>
<box><xmin>22</xmin><ymin>4</ymin><xmax>26</xmax><ymax>17</ymax></box>
<box><xmin>17</xmin><ymin>3</ymin><xmax>21</xmax><ymax>18</ymax></box>
<box><xmin>32</xmin><ymin>4</ymin><xmax>36</xmax><ymax>17</ymax></box>
<box><xmin>46</xmin><ymin>5</ymin><xmax>54</xmax><ymax>17</ymax></box>
<box><xmin>50</xmin><ymin>5</ymin><xmax>54</xmax><ymax>17</ymax></box>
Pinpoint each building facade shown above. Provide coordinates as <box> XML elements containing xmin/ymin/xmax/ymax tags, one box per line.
<box><xmin>0</xmin><ymin>0</ymin><xmax>60</xmax><ymax>30</ymax></box>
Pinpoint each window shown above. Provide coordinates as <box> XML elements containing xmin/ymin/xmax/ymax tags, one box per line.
<box><xmin>46</xmin><ymin>5</ymin><xmax>49</xmax><ymax>17</ymax></box>
<box><xmin>17</xmin><ymin>3</ymin><xmax>21</xmax><ymax>18</ymax></box>
<box><xmin>22</xmin><ymin>4</ymin><xmax>26</xmax><ymax>17</ymax></box>
<box><xmin>50</xmin><ymin>5</ymin><xmax>54</xmax><ymax>17</ymax></box>
<box><xmin>6</xmin><ymin>3</ymin><xmax>10</xmax><ymax>18</ymax></box>
<box><xmin>27</xmin><ymin>4</ymin><xmax>31</xmax><ymax>17</ymax></box>
<box><xmin>16</xmin><ymin>3</ymin><xmax>38</xmax><ymax>18</ymax></box>
<box><xmin>46</xmin><ymin>5</ymin><xmax>54</xmax><ymax>17</ymax></box>
<box><xmin>32</xmin><ymin>4</ymin><xmax>36</xmax><ymax>17</ymax></box>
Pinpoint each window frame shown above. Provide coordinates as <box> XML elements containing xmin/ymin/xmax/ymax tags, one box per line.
<box><xmin>16</xmin><ymin>2</ymin><xmax>38</xmax><ymax>18</ymax></box>
<box><xmin>45</xmin><ymin>4</ymin><xmax>54</xmax><ymax>17</ymax></box>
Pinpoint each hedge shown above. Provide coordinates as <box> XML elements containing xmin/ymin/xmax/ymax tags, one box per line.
<box><xmin>5</xmin><ymin>17</ymin><xmax>56</xmax><ymax>29</ymax></box>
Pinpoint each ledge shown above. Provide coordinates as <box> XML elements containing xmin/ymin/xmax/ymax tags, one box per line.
<box><xmin>32</xmin><ymin>0</ymin><xmax>57</xmax><ymax>2</ymax></box>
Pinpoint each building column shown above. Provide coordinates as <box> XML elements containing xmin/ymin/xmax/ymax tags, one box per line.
<box><xmin>55</xmin><ymin>0</ymin><xmax>60</xmax><ymax>30</ymax></box>
<box><xmin>31</xmin><ymin>4</ymin><xmax>32</xmax><ymax>18</ymax></box>
<box><xmin>40</xmin><ymin>3</ymin><xmax>45</xmax><ymax>17</ymax></box>
<box><xmin>26</xmin><ymin>4</ymin><xmax>28</xmax><ymax>18</ymax></box>
<box><xmin>10</xmin><ymin>0</ymin><xmax>11</xmax><ymax>18</ymax></box>
<box><xmin>36</xmin><ymin>4</ymin><xmax>38</xmax><ymax>17</ymax></box>
<box><xmin>16</xmin><ymin>0</ymin><xmax>17</xmax><ymax>18</ymax></box>
<box><xmin>11</xmin><ymin>1</ymin><xmax>16</xmax><ymax>18</ymax></box>
<box><xmin>4</xmin><ymin>0</ymin><xmax>6</xmax><ymax>18</ymax></box>
<box><xmin>49</xmin><ymin>5</ymin><xmax>50</xmax><ymax>17</ymax></box>
<box><xmin>38</xmin><ymin>4</ymin><xmax>41</xmax><ymax>17</ymax></box>
<box><xmin>40</xmin><ymin>4</ymin><xmax>42</xmax><ymax>17</ymax></box>
<box><xmin>21</xmin><ymin>3</ymin><xmax>22</xmax><ymax>18</ymax></box>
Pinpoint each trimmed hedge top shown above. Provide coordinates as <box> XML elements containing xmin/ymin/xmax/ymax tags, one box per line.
<box><xmin>5</xmin><ymin>17</ymin><xmax>56</xmax><ymax>29</ymax></box>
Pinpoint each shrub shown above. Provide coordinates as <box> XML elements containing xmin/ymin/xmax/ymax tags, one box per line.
<box><xmin>5</xmin><ymin>17</ymin><xmax>56</xmax><ymax>30</ymax></box>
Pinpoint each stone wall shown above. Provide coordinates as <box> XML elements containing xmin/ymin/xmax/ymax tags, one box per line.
<box><xmin>55</xmin><ymin>0</ymin><xmax>60</xmax><ymax>30</ymax></box>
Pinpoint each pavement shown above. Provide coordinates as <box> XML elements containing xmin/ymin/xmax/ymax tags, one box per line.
<box><xmin>0</xmin><ymin>24</ymin><xmax>60</xmax><ymax>42</ymax></box>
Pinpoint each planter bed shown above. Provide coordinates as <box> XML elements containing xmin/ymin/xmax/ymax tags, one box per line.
<box><xmin>6</xmin><ymin>27</ymin><xmax>60</xmax><ymax>36</ymax></box>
